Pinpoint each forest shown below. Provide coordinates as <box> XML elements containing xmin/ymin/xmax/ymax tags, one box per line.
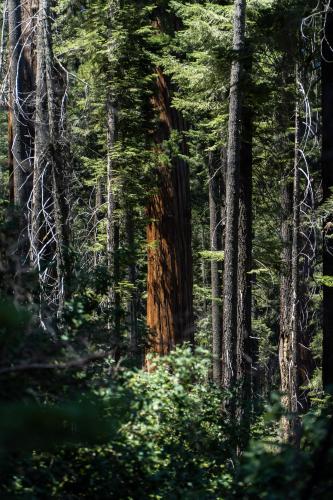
<box><xmin>0</xmin><ymin>0</ymin><xmax>333</xmax><ymax>497</ymax></box>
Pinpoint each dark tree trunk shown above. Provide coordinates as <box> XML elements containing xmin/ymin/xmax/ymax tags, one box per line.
<box><xmin>8</xmin><ymin>96</ymin><xmax>14</xmax><ymax>204</ymax></box>
<box><xmin>106</xmin><ymin>99</ymin><xmax>121</xmax><ymax>355</ymax></box>
<box><xmin>279</xmin><ymin>172</ymin><xmax>293</xmax><ymax>436</ymax></box>
<box><xmin>8</xmin><ymin>0</ymin><xmax>36</xmax><ymax>264</ymax></box>
<box><xmin>201</xmin><ymin>225</ymin><xmax>208</xmax><ymax>315</ymax></box>
<box><xmin>279</xmin><ymin>90</ymin><xmax>301</xmax><ymax>443</ymax></box>
<box><xmin>126</xmin><ymin>211</ymin><xmax>139</xmax><ymax>360</ymax></box>
<box><xmin>322</xmin><ymin>0</ymin><xmax>333</xmax><ymax>392</ymax></box>
<box><xmin>146</xmin><ymin>66</ymin><xmax>194</xmax><ymax>357</ymax></box>
<box><xmin>222</xmin><ymin>0</ymin><xmax>246</xmax><ymax>389</ymax></box>
<box><xmin>31</xmin><ymin>0</ymin><xmax>48</xmax><ymax>267</ymax></box>
<box><xmin>8</xmin><ymin>0</ymin><xmax>28</xmax><ymax>208</ymax></box>
<box><xmin>237</xmin><ymin>70</ymin><xmax>253</xmax><ymax>438</ymax></box>
<box><xmin>208</xmin><ymin>152</ymin><xmax>223</xmax><ymax>385</ymax></box>
<box><xmin>93</xmin><ymin>178</ymin><xmax>103</xmax><ymax>267</ymax></box>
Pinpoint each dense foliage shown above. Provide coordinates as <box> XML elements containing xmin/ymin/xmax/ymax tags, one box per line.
<box><xmin>0</xmin><ymin>0</ymin><xmax>332</xmax><ymax>497</ymax></box>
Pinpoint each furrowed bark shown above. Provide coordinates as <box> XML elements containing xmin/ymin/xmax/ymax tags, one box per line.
<box><xmin>8</xmin><ymin>0</ymin><xmax>35</xmax><ymax>230</ymax></box>
<box><xmin>237</xmin><ymin>62</ymin><xmax>253</xmax><ymax>439</ymax></box>
<box><xmin>222</xmin><ymin>0</ymin><xmax>246</xmax><ymax>389</ymax></box>
<box><xmin>279</xmin><ymin>87</ymin><xmax>301</xmax><ymax>444</ymax></box>
<box><xmin>8</xmin><ymin>0</ymin><xmax>26</xmax><ymax>207</ymax></box>
<box><xmin>146</xmin><ymin>64</ymin><xmax>194</xmax><ymax>356</ymax></box>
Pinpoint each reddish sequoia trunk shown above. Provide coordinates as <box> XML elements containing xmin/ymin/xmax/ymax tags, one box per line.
<box><xmin>147</xmin><ymin>68</ymin><xmax>194</xmax><ymax>356</ymax></box>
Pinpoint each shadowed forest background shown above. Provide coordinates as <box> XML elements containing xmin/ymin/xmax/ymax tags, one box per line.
<box><xmin>0</xmin><ymin>0</ymin><xmax>333</xmax><ymax>498</ymax></box>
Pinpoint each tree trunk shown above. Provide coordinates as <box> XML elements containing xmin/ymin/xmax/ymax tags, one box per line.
<box><xmin>126</xmin><ymin>211</ymin><xmax>139</xmax><ymax>361</ymax></box>
<box><xmin>93</xmin><ymin>178</ymin><xmax>102</xmax><ymax>267</ymax></box>
<box><xmin>8</xmin><ymin>0</ymin><xmax>27</xmax><ymax>208</ymax></box>
<box><xmin>146</xmin><ymin>66</ymin><xmax>194</xmax><ymax>356</ymax></box>
<box><xmin>106</xmin><ymin>98</ymin><xmax>121</xmax><ymax>355</ymax></box>
<box><xmin>31</xmin><ymin>0</ymin><xmax>70</xmax><ymax>326</ymax></box>
<box><xmin>31</xmin><ymin>0</ymin><xmax>48</xmax><ymax>268</ymax></box>
<box><xmin>8</xmin><ymin>93</ymin><xmax>14</xmax><ymax>204</ymax></box>
<box><xmin>237</xmin><ymin>67</ymin><xmax>253</xmax><ymax>438</ymax></box>
<box><xmin>279</xmin><ymin>91</ymin><xmax>300</xmax><ymax>443</ymax></box>
<box><xmin>322</xmin><ymin>0</ymin><xmax>333</xmax><ymax>392</ymax></box>
<box><xmin>279</xmin><ymin>172</ymin><xmax>293</xmax><ymax>437</ymax></box>
<box><xmin>208</xmin><ymin>151</ymin><xmax>223</xmax><ymax>385</ymax></box>
<box><xmin>222</xmin><ymin>0</ymin><xmax>246</xmax><ymax>389</ymax></box>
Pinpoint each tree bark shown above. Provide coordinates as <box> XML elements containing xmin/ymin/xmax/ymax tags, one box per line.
<box><xmin>8</xmin><ymin>0</ymin><xmax>35</xmax><ymax>210</ymax></box>
<box><xmin>126</xmin><ymin>211</ymin><xmax>139</xmax><ymax>361</ymax></box>
<box><xmin>146</xmin><ymin>65</ymin><xmax>194</xmax><ymax>356</ymax></box>
<box><xmin>222</xmin><ymin>0</ymin><xmax>246</xmax><ymax>389</ymax></box>
<box><xmin>208</xmin><ymin>151</ymin><xmax>223</xmax><ymax>385</ymax></box>
<box><xmin>322</xmin><ymin>0</ymin><xmax>333</xmax><ymax>392</ymax></box>
<box><xmin>8</xmin><ymin>0</ymin><xmax>28</xmax><ymax>208</ymax></box>
<box><xmin>236</xmin><ymin>64</ymin><xmax>253</xmax><ymax>440</ymax></box>
<box><xmin>279</xmin><ymin>90</ymin><xmax>301</xmax><ymax>443</ymax></box>
<box><xmin>106</xmin><ymin>98</ymin><xmax>121</xmax><ymax>355</ymax></box>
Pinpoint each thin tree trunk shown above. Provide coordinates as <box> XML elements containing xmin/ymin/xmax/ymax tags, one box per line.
<box><xmin>222</xmin><ymin>0</ymin><xmax>246</xmax><ymax>389</ymax></box>
<box><xmin>209</xmin><ymin>151</ymin><xmax>222</xmax><ymax>385</ymax></box>
<box><xmin>126</xmin><ymin>211</ymin><xmax>139</xmax><ymax>360</ymax></box>
<box><xmin>106</xmin><ymin>98</ymin><xmax>121</xmax><ymax>355</ymax></box>
<box><xmin>279</xmin><ymin>90</ymin><xmax>301</xmax><ymax>443</ymax></box>
<box><xmin>279</xmin><ymin>171</ymin><xmax>293</xmax><ymax>438</ymax></box>
<box><xmin>322</xmin><ymin>0</ymin><xmax>333</xmax><ymax>392</ymax></box>
<box><xmin>31</xmin><ymin>0</ymin><xmax>48</xmax><ymax>268</ymax></box>
<box><xmin>8</xmin><ymin>0</ymin><xmax>26</xmax><ymax>207</ymax></box>
<box><xmin>93</xmin><ymin>178</ymin><xmax>102</xmax><ymax>267</ymax></box>
<box><xmin>8</xmin><ymin>93</ymin><xmax>14</xmax><ymax>204</ymax></box>
<box><xmin>201</xmin><ymin>224</ymin><xmax>208</xmax><ymax>315</ymax></box>
<box><xmin>237</xmin><ymin>65</ymin><xmax>253</xmax><ymax>439</ymax></box>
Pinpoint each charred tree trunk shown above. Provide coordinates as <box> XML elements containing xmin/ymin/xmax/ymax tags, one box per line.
<box><xmin>222</xmin><ymin>0</ymin><xmax>246</xmax><ymax>389</ymax></box>
<box><xmin>322</xmin><ymin>0</ymin><xmax>333</xmax><ymax>392</ymax></box>
<box><xmin>146</xmin><ymin>64</ymin><xmax>194</xmax><ymax>356</ymax></box>
<box><xmin>208</xmin><ymin>152</ymin><xmax>223</xmax><ymax>385</ymax></box>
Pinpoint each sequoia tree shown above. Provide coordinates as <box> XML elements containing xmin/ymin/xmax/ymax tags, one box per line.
<box><xmin>146</xmin><ymin>9</ymin><xmax>194</xmax><ymax>356</ymax></box>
